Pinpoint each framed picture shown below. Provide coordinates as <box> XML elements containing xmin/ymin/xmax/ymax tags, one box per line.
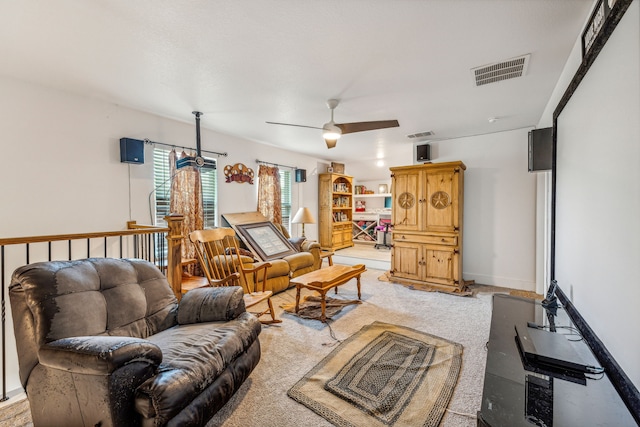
<box><xmin>581</xmin><ymin>0</ymin><xmax>610</xmax><ymax>58</ymax></box>
<box><xmin>234</xmin><ymin>221</ymin><xmax>297</xmax><ymax>261</ymax></box>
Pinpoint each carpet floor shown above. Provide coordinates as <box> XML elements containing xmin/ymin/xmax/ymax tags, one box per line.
<box><xmin>207</xmin><ymin>267</ymin><xmax>496</xmax><ymax>427</ymax></box>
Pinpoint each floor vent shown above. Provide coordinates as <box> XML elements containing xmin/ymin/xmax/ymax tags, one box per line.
<box><xmin>406</xmin><ymin>130</ymin><xmax>434</xmax><ymax>140</ymax></box>
<box><xmin>472</xmin><ymin>54</ymin><xmax>530</xmax><ymax>87</ymax></box>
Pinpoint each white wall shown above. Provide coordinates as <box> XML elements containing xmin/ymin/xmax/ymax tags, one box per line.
<box><xmin>428</xmin><ymin>129</ymin><xmax>537</xmax><ymax>290</ymax></box>
<box><xmin>0</xmin><ymin>76</ymin><xmax>323</xmax><ymax>240</ymax></box>
<box><xmin>553</xmin><ymin>0</ymin><xmax>639</xmax><ymax>387</ymax></box>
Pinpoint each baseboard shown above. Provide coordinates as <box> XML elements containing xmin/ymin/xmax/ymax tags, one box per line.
<box><xmin>331</xmin><ymin>255</ymin><xmax>390</xmax><ymax>271</ymax></box>
<box><xmin>462</xmin><ymin>272</ymin><xmax>535</xmax><ymax>291</ymax></box>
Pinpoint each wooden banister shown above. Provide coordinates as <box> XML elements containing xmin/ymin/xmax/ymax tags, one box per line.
<box><xmin>0</xmin><ymin>226</ymin><xmax>169</xmax><ymax>246</ymax></box>
<box><xmin>0</xmin><ymin>217</ymin><xmax>185</xmax><ymax>298</ymax></box>
<box><xmin>164</xmin><ymin>214</ymin><xmax>184</xmax><ymax>299</ymax></box>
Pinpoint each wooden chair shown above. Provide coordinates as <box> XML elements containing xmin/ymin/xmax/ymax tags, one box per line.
<box><xmin>189</xmin><ymin>228</ymin><xmax>281</xmax><ymax>324</ymax></box>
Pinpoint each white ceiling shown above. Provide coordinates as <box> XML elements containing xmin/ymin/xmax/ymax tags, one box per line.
<box><xmin>0</xmin><ymin>1</ymin><xmax>593</xmax><ymax>180</ymax></box>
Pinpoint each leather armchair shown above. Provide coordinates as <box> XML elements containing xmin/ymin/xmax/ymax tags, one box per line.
<box><xmin>272</xmin><ymin>222</ymin><xmax>323</xmax><ymax>272</ymax></box>
<box><xmin>10</xmin><ymin>258</ymin><xmax>261</xmax><ymax>427</ymax></box>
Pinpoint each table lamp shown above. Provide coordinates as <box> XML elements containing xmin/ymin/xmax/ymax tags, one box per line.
<box><xmin>292</xmin><ymin>207</ymin><xmax>315</xmax><ymax>237</ymax></box>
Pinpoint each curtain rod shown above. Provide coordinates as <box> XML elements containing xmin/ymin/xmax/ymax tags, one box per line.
<box><xmin>255</xmin><ymin>159</ymin><xmax>297</xmax><ymax>170</ymax></box>
<box><xmin>144</xmin><ymin>139</ymin><xmax>228</xmax><ymax>157</ymax></box>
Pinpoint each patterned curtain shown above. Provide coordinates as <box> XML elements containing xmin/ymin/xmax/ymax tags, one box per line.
<box><xmin>169</xmin><ymin>150</ymin><xmax>203</xmax><ymax>275</ymax></box>
<box><xmin>257</xmin><ymin>164</ymin><xmax>282</xmax><ymax>224</ymax></box>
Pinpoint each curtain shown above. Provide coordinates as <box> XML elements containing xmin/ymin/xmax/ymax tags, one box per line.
<box><xmin>257</xmin><ymin>164</ymin><xmax>282</xmax><ymax>224</ymax></box>
<box><xmin>170</xmin><ymin>150</ymin><xmax>203</xmax><ymax>275</ymax></box>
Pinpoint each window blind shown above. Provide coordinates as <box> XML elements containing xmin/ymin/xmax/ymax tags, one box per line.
<box><xmin>153</xmin><ymin>148</ymin><xmax>217</xmax><ymax>228</ymax></box>
<box><xmin>280</xmin><ymin>169</ymin><xmax>291</xmax><ymax>232</ymax></box>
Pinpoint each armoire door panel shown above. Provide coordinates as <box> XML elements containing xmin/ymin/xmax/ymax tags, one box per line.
<box><xmin>391</xmin><ymin>242</ymin><xmax>422</xmax><ymax>280</ymax></box>
<box><xmin>424</xmin><ymin>248</ymin><xmax>454</xmax><ymax>282</ymax></box>
<box><xmin>424</xmin><ymin>171</ymin><xmax>458</xmax><ymax>232</ymax></box>
<box><xmin>392</xmin><ymin>171</ymin><xmax>421</xmax><ymax>231</ymax></box>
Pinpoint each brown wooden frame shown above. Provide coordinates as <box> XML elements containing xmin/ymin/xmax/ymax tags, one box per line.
<box><xmin>234</xmin><ymin>221</ymin><xmax>297</xmax><ymax>261</ymax></box>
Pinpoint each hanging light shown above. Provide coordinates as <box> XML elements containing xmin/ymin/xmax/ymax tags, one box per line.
<box><xmin>322</xmin><ymin>122</ymin><xmax>342</xmax><ymax>141</ymax></box>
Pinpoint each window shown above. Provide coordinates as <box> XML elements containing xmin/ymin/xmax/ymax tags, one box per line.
<box><xmin>152</xmin><ymin>148</ymin><xmax>217</xmax><ymax>228</ymax></box>
<box><xmin>280</xmin><ymin>169</ymin><xmax>291</xmax><ymax>232</ymax></box>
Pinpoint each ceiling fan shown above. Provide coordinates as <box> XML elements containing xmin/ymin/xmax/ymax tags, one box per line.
<box><xmin>266</xmin><ymin>99</ymin><xmax>399</xmax><ymax>149</ymax></box>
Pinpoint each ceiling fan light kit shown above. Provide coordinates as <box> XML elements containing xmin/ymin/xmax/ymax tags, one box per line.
<box><xmin>325</xmin><ymin>138</ymin><xmax>338</xmax><ymax>149</ymax></box>
<box><xmin>266</xmin><ymin>98</ymin><xmax>399</xmax><ymax>149</ymax></box>
<box><xmin>322</xmin><ymin>121</ymin><xmax>342</xmax><ymax>148</ymax></box>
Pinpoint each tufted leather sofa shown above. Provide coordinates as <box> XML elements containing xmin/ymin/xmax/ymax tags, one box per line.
<box><xmin>9</xmin><ymin>258</ymin><xmax>261</xmax><ymax>427</ymax></box>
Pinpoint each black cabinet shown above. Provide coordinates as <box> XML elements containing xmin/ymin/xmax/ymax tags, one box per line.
<box><xmin>478</xmin><ymin>294</ymin><xmax>636</xmax><ymax>426</ymax></box>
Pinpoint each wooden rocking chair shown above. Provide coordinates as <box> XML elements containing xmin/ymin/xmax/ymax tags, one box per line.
<box><xmin>189</xmin><ymin>228</ymin><xmax>281</xmax><ymax>324</ymax></box>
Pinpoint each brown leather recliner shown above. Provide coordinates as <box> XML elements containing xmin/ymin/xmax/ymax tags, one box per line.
<box><xmin>9</xmin><ymin>258</ymin><xmax>261</xmax><ymax>427</ymax></box>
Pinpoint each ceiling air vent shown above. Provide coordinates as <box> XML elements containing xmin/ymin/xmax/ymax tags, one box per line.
<box><xmin>406</xmin><ymin>130</ymin><xmax>434</xmax><ymax>140</ymax></box>
<box><xmin>472</xmin><ymin>54</ymin><xmax>530</xmax><ymax>87</ymax></box>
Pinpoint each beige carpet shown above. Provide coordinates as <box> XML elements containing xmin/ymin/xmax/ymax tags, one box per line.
<box><xmin>288</xmin><ymin>321</ymin><xmax>463</xmax><ymax>427</ymax></box>
<box><xmin>207</xmin><ymin>267</ymin><xmax>494</xmax><ymax>427</ymax></box>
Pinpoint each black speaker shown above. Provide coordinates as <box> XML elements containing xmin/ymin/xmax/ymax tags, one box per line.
<box><xmin>295</xmin><ymin>169</ymin><xmax>307</xmax><ymax>182</ymax></box>
<box><xmin>120</xmin><ymin>138</ymin><xmax>145</xmax><ymax>164</ymax></box>
<box><xmin>528</xmin><ymin>128</ymin><xmax>552</xmax><ymax>172</ymax></box>
<box><xmin>416</xmin><ymin>144</ymin><xmax>431</xmax><ymax>162</ymax></box>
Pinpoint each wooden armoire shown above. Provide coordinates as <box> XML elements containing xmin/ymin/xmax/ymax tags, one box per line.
<box><xmin>390</xmin><ymin>161</ymin><xmax>466</xmax><ymax>291</ymax></box>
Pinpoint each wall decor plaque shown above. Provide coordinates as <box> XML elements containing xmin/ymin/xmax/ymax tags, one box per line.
<box><xmin>224</xmin><ymin>163</ymin><xmax>254</xmax><ymax>184</ymax></box>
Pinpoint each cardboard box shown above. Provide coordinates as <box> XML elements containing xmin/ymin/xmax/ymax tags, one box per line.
<box><xmin>330</xmin><ymin>162</ymin><xmax>345</xmax><ymax>174</ymax></box>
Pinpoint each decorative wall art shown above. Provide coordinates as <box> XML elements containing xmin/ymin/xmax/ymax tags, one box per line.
<box><xmin>234</xmin><ymin>221</ymin><xmax>298</xmax><ymax>261</ymax></box>
<box><xmin>224</xmin><ymin>163</ymin><xmax>254</xmax><ymax>184</ymax></box>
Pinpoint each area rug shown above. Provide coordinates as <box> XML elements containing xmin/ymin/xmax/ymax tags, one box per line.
<box><xmin>281</xmin><ymin>295</ymin><xmax>362</xmax><ymax>320</ymax></box>
<box><xmin>287</xmin><ymin>321</ymin><xmax>463</xmax><ymax>427</ymax></box>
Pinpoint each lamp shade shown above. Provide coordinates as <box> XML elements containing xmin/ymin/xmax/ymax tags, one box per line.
<box><xmin>292</xmin><ymin>207</ymin><xmax>316</xmax><ymax>224</ymax></box>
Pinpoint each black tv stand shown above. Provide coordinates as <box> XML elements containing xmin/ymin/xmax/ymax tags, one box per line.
<box><xmin>477</xmin><ymin>294</ymin><xmax>637</xmax><ymax>426</ymax></box>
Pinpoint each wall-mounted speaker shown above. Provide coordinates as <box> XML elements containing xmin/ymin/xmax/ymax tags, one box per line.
<box><xmin>120</xmin><ymin>138</ymin><xmax>145</xmax><ymax>164</ymax></box>
<box><xmin>295</xmin><ymin>168</ymin><xmax>307</xmax><ymax>182</ymax></box>
<box><xmin>528</xmin><ymin>128</ymin><xmax>552</xmax><ymax>172</ymax></box>
<box><xmin>416</xmin><ymin>144</ymin><xmax>431</xmax><ymax>162</ymax></box>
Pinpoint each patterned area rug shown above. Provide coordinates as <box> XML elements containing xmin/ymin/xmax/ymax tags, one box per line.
<box><xmin>288</xmin><ymin>321</ymin><xmax>463</xmax><ymax>427</ymax></box>
<box><xmin>281</xmin><ymin>295</ymin><xmax>362</xmax><ymax>320</ymax></box>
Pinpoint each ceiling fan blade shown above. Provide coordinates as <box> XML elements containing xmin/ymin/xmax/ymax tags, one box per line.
<box><xmin>336</xmin><ymin>120</ymin><xmax>400</xmax><ymax>135</ymax></box>
<box><xmin>265</xmin><ymin>121</ymin><xmax>323</xmax><ymax>130</ymax></box>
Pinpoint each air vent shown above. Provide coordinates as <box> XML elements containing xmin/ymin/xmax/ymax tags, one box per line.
<box><xmin>406</xmin><ymin>130</ymin><xmax>434</xmax><ymax>140</ymax></box>
<box><xmin>472</xmin><ymin>54</ymin><xmax>530</xmax><ymax>87</ymax></box>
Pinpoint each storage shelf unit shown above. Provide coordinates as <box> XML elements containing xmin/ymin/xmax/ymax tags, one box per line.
<box><xmin>352</xmin><ymin>212</ymin><xmax>391</xmax><ymax>243</ymax></box>
<box><xmin>319</xmin><ymin>173</ymin><xmax>354</xmax><ymax>250</ymax></box>
<box><xmin>352</xmin><ymin>192</ymin><xmax>392</xmax><ymax>243</ymax></box>
<box><xmin>390</xmin><ymin>161</ymin><xmax>466</xmax><ymax>291</ymax></box>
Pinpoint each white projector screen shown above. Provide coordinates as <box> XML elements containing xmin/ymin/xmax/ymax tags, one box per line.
<box><xmin>553</xmin><ymin>0</ymin><xmax>639</xmax><ymax>388</ymax></box>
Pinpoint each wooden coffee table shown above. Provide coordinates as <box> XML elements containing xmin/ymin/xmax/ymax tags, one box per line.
<box><xmin>290</xmin><ymin>264</ymin><xmax>366</xmax><ymax>322</ymax></box>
